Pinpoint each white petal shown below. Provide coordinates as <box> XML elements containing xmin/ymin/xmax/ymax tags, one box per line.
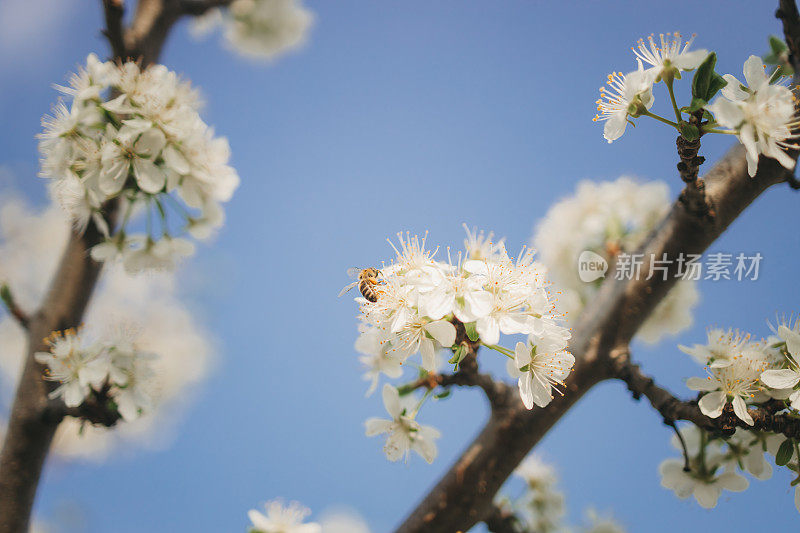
<box><xmin>732</xmin><ymin>395</ymin><xmax>754</xmax><ymax>426</ymax></box>
<box><xmin>381</xmin><ymin>383</ymin><xmax>402</xmax><ymax>419</ymax></box>
<box><xmin>721</xmin><ymin>74</ymin><xmax>749</xmax><ymax>101</ymax></box>
<box><xmin>133</xmin><ymin>158</ymin><xmax>165</xmax><ymax>193</ymax></box>
<box><xmin>424</xmin><ymin>320</ymin><xmax>456</xmax><ymax>348</ymax></box>
<box><xmin>518</xmin><ymin>374</ymin><xmax>534</xmax><ymax>410</ymax></box>
<box><xmin>698</xmin><ymin>391</ymin><xmax>727</xmax><ymax>418</ymax></box>
<box><xmin>686</xmin><ymin>377</ymin><xmax>720</xmax><ymax>392</ymax></box>
<box><xmin>365</xmin><ymin>417</ymin><xmax>393</xmax><ymax>436</ymax></box>
<box><xmin>693</xmin><ymin>483</ymin><xmax>721</xmax><ymax>509</ymax></box>
<box><xmin>603</xmin><ymin>112</ymin><xmax>628</xmax><ymax>143</ymax></box>
<box><xmin>514</xmin><ymin>342</ymin><xmax>532</xmax><ymax>368</ymax></box>
<box><xmin>760</xmin><ymin>368</ymin><xmax>800</xmax><ymax>389</ymax></box>
<box><xmin>743</xmin><ymin>55</ymin><xmax>768</xmax><ymax>91</ymax></box>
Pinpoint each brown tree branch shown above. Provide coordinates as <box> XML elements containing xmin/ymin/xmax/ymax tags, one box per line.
<box><xmin>179</xmin><ymin>0</ymin><xmax>235</xmax><ymax>16</ymax></box>
<box><xmin>0</xmin><ymin>2</ymin><xmax>183</xmax><ymax>531</ymax></box>
<box><xmin>613</xmin><ymin>355</ymin><xmax>800</xmax><ymax>440</ymax></box>
<box><xmin>101</xmin><ymin>0</ymin><xmax>126</xmax><ymax>59</ymax></box>
<box><xmin>0</xmin><ymin>284</ymin><xmax>30</xmax><ymax>330</ymax></box>
<box><xmin>484</xmin><ymin>503</ymin><xmax>520</xmax><ymax>533</ymax></box>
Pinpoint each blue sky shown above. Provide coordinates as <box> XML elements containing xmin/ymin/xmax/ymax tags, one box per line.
<box><xmin>1</xmin><ymin>0</ymin><xmax>799</xmax><ymax>531</ymax></box>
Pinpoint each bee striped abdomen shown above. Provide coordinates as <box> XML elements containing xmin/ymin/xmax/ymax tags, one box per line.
<box><xmin>359</xmin><ymin>280</ymin><xmax>379</xmax><ymax>302</ymax></box>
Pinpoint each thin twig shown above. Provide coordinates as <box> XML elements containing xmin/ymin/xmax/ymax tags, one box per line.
<box><xmin>0</xmin><ymin>284</ymin><xmax>30</xmax><ymax>329</ymax></box>
<box><xmin>613</xmin><ymin>355</ymin><xmax>800</xmax><ymax>440</ymax></box>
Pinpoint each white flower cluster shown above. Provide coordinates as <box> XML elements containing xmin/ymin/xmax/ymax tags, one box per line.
<box><xmin>533</xmin><ymin>177</ymin><xmax>699</xmax><ymax>344</ymax></box>
<box><xmin>706</xmin><ymin>55</ymin><xmax>800</xmax><ymax>176</ymax></box>
<box><xmin>594</xmin><ymin>32</ymin><xmax>708</xmax><ymax>143</ymax></box>
<box><xmin>353</xmin><ymin>229</ymin><xmax>573</xmax><ymax>462</ymax></box>
<box><xmin>0</xmin><ymin>193</ymin><xmax>213</xmax><ymax>461</ymax></box>
<box><xmin>663</xmin><ymin>317</ymin><xmax>800</xmax><ymax>513</ymax></box>
<box><xmin>681</xmin><ymin>318</ymin><xmax>797</xmax><ymax>426</ymax></box>
<box><xmin>192</xmin><ymin>0</ymin><xmax>313</xmax><ymax>60</ymax></box>
<box><xmin>35</xmin><ymin>328</ymin><xmax>155</xmax><ymax>421</ymax></box>
<box><xmin>659</xmin><ymin>426</ymin><xmax>776</xmax><ymax>509</ymax></box>
<box><xmin>38</xmin><ymin>53</ymin><xmax>239</xmax><ymax>272</ymax></box>
<box><xmin>248</xmin><ymin>500</ymin><xmax>321</xmax><ymax>533</ymax></box>
<box><xmin>499</xmin><ymin>455</ymin><xmax>626</xmax><ymax>533</ymax></box>
<box><xmin>596</xmin><ymin>33</ymin><xmax>799</xmax><ymax>177</ymax></box>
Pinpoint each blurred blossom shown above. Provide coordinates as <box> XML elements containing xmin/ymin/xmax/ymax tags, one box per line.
<box><xmin>533</xmin><ymin>176</ymin><xmax>699</xmax><ymax>344</ymax></box>
<box><xmin>0</xmin><ymin>193</ymin><xmax>214</xmax><ymax>460</ymax></box>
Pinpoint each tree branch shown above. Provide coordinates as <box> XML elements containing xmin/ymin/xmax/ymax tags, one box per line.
<box><xmin>394</xmin><ymin>124</ymin><xmax>795</xmax><ymax>533</ymax></box>
<box><xmin>613</xmin><ymin>355</ymin><xmax>800</xmax><ymax>439</ymax></box>
<box><xmin>179</xmin><ymin>0</ymin><xmax>234</xmax><ymax>16</ymax></box>
<box><xmin>101</xmin><ymin>0</ymin><xmax>126</xmax><ymax>60</ymax></box>
<box><xmin>0</xmin><ymin>284</ymin><xmax>30</xmax><ymax>330</ymax></box>
<box><xmin>0</xmin><ymin>2</ymin><xmax>185</xmax><ymax>530</ymax></box>
<box><xmin>484</xmin><ymin>503</ymin><xmax>520</xmax><ymax>533</ymax></box>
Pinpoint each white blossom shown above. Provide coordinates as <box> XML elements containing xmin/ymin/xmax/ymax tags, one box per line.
<box><xmin>705</xmin><ymin>55</ymin><xmax>799</xmax><ymax>177</ymax></box>
<box><xmin>38</xmin><ymin>54</ymin><xmax>239</xmax><ymax>272</ymax></box>
<box><xmin>364</xmin><ymin>384</ymin><xmax>440</xmax><ymax>463</ymax></box>
<box><xmin>248</xmin><ymin>500</ymin><xmax>321</xmax><ymax>533</ymax></box>
<box><xmin>533</xmin><ymin>177</ymin><xmax>698</xmax><ymax>344</ymax></box>
<box><xmin>34</xmin><ymin>329</ymin><xmax>107</xmax><ymax>407</ymax></box>
<box><xmin>632</xmin><ymin>32</ymin><xmax>708</xmax><ymax>80</ymax></box>
<box><xmin>685</xmin><ymin>347</ymin><xmax>770</xmax><ymax>426</ymax></box>
<box><xmin>593</xmin><ymin>60</ymin><xmax>656</xmax><ymax>143</ymax></box>
<box><xmin>722</xmin><ymin>429</ymin><xmax>772</xmax><ymax>481</ymax></box>
<box><xmin>355</xmin><ymin>327</ymin><xmax>403</xmax><ymax>396</ymax></box>
<box><xmin>659</xmin><ymin>426</ymin><xmax>748</xmax><ymax>508</ymax></box>
<box><xmin>193</xmin><ymin>0</ymin><xmax>313</xmax><ymax>60</ymax></box>
<box><xmin>760</xmin><ymin>323</ymin><xmax>800</xmax><ymax>408</ymax></box>
<box><xmin>507</xmin><ymin>339</ymin><xmax>574</xmax><ymax>410</ymax></box>
<box><xmin>0</xmin><ymin>194</ymin><xmax>213</xmax><ymax>460</ymax></box>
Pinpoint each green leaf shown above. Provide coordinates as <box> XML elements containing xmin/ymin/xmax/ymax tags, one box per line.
<box><xmin>0</xmin><ymin>284</ymin><xmax>11</xmax><ymax>308</ymax></box>
<box><xmin>448</xmin><ymin>344</ymin><xmax>466</xmax><ymax>365</ymax></box>
<box><xmin>765</xmin><ymin>35</ymin><xmax>789</xmax><ymax>64</ymax></box>
<box><xmin>434</xmin><ymin>389</ymin><xmax>451</xmax><ymax>400</ymax></box>
<box><xmin>691</xmin><ymin>52</ymin><xmax>727</xmax><ymax>102</ymax></box>
<box><xmin>776</xmin><ymin>438</ymin><xmax>794</xmax><ymax>466</ymax></box>
<box><xmin>679</xmin><ymin>122</ymin><xmax>700</xmax><ymax>141</ymax></box>
<box><xmin>464</xmin><ymin>322</ymin><xmax>479</xmax><ymax>342</ymax></box>
<box><xmin>683</xmin><ymin>97</ymin><xmax>707</xmax><ymax>113</ymax></box>
<box><xmin>706</xmin><ymin>72</ymin><xmax>728</xmax><ymax>101</ymax></box>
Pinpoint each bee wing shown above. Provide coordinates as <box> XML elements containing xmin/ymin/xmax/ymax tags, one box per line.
<box><xmin>346</xmin><ymin>267</ymin><xmax>362</xmax><ymax>279</ymax></box>
<box><xmin>338</xmin><ymin>281</ymin><xmax>359</xmax><ymax>297</ymax></box>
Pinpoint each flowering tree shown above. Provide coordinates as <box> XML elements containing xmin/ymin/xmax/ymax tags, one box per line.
<box><xmin>3</xmin><ymin>1</ymin><xmax>800</xmax><ymax>533</ymax></box>
<box><xmin>336</xmin><ymin>3</ymin><xmax>800</xmax><ymax>533</ymax></box>
<box><xmin>0</xmin><ymin>0</ymin><xmax>311</xmax><ymax>531</ymax></box>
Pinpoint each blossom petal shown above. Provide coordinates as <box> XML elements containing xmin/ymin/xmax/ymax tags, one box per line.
<box><xmin>603</xmin><ymin>112</ymin><xmax>628</xmax><ymax>143</ymax></box>
<box><xmin>381</xmin><ymin>383</ymin><xmax>402</xmax><ymax>419</ymax></box>
<box><xmin>424</xmin><ymin>320</ymin><xmax>456</xmax><ymax>348</ymax></box>
<box><xmin>514</xmin><ymin>342</ymin><xmax>532</xmax><ymax>368</ymax></box>
<box><xmin>686</xmin><ymin>377</ymin><xmax>719</xmax><ymax>392</ymax></box>
<box><xmin>761</xmin><ymin>368</ymin><xmax>800</xmax><ymax>390</ymax></box>
<box><xmin>742</xmin><ymin>55</ymin><xmax>768</xmax><ymax>91</ymax></box>
<box><xmin>732</xmin><ymin>395</ymin><xmax>754</xmax><ymax>426</ymax></box>
<box><xmin>698</xmin><ymin>391</ymin><xmax>726</xmax><ymax>418</ymax></box>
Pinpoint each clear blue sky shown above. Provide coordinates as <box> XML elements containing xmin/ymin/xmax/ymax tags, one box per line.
<box><xmin>1</xmin><ymin>0</ymin><xmax>799</xmax><ymax>531</ymax></box>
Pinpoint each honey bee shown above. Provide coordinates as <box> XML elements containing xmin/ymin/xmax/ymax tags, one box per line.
<box><xmin>339</xmin><ymin>267</ymin><xmax>382</xmax><ymax>302</ymax></box>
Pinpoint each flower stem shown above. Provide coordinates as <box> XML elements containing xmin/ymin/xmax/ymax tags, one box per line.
<box><xmin>642</xmin><ymin>110</ymin><xmax>679</xmax><ymax>129</ymax></box>
<box><xmin>666</xmin><ymin>78</ymin><xmax>682</xmax><ymax>123</ymax></box>
<box><xmin>481</xmin><ymin>342</ymin><xmax>514</xmax><ymax>359</ymax></box>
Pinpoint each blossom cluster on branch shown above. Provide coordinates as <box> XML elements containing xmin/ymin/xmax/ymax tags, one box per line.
<box><xmin>0</xmin><ymin>194</ymin><xmax>213</xmax><ymax>460</ymax></box>
<box><xmin>347</xmin><ymin>228</ymin><xmax>573</xmax><ymax>463</ymax></box>
<box><xmin>38</xmin><ymin>53</ymin><xmax>239</xmax><ymax>272</ymax></box>
<box><xmin>659</xmin><ymin>316</ymin><xmax>800</xmax><ymax>512</ymax></box>
<box><xmin>532</xmin><ymin>176</ymin><xmax>699</xmax><ymax>344</ymax></box>
<box><xmin>595</xmin><ymin>32</ymin><xmax>799</xmax><ymax>177</ymax></box>
<box><xmin>36</xmin><ymin>328</ymin><xmax>154</xmax><ymax>421</ymax></box>
<box><xmin>247</xmin><ymin>499</ymin><xmax>371</xmax><ymax>533</ymax></box>
<box><xmin>192</xmin><ymin>0</ymin><xmax>313</xmax><ymax>60</ymax></box>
